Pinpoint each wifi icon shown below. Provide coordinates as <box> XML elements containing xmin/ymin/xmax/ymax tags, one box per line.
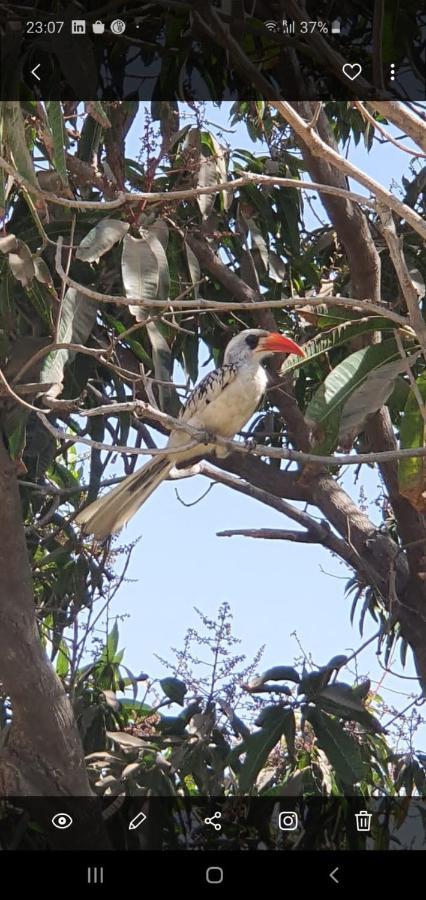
<box><xmin>265</xmin><ymin>20</ymin><xmax>279</xmax><ymax>32</ymax></box>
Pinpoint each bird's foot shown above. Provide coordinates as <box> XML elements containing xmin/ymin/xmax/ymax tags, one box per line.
<box><xmin>201</xmin><ymin>429</ymin><xmax>215</xmax><ymax>446</ymax></box>
<box><xmin>244</xmin><ymin>436</ymin><xmax>257</xmax><ymax>452</ymax></box>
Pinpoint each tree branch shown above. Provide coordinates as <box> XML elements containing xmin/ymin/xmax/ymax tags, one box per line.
<box><xmin>271</xmin><ymin>102</ymin><xmax>426</xmax><ymax>241</ymax></box>
<box><xmin>367</xmin><ymin>102</ymin><xmax>426</xmax><ymax>154</ymax></box>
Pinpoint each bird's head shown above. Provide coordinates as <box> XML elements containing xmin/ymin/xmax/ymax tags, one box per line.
<box><xmin>224</xmin><ymin>329</ymin><xmax>306</xmax><ymax>366</ymax></box>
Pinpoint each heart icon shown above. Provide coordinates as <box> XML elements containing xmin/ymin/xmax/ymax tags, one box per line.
<box><xmin>342</xmin><ymin>63</ymin><xmax>362</xmax><ymax>81</ymax></box>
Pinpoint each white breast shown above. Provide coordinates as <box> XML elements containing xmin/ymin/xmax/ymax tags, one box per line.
<box><xmin>187</xmin><ymin>363</ymin><xmax>268</xmax><ymax>437</ymax></box>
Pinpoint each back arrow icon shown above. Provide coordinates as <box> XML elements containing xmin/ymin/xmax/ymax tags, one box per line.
<box><xmin>329</xmin><ymin>867</ymin><xmax>339</xmax><ymax>884</ymax></box>
<box><xmin>31</xmin><ymin>64</ymin><xmax>41</xmax><ymax>81</ymax></box>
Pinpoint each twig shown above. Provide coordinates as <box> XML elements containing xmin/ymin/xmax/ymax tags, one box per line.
<box><xmin>37</xmin><ymin>399</ymin><xmax>426</xmax><ymax>467</ymax></box>
<box><xmin>270</xmin><ymin>102</ymin><xmax>426</xmax><ymax>241</ymax></box>
<box><xmin>217</xmin><ymin>528</ymin><xmax>321</xmax><ymax>542</ymax></box>
<box><xmin>55</xmin><ymin>215</ymin><xmax>76</xmax><ymax>341</ymax></box>
<box><xmin>53</xmin><ymin>239</ymin><xmax>410</xmax><ymax>326</ymax></box>
<box><xmin>377</xmin><ymin>203</ymin><xmax>426</xmax><ymax>352</ymax></box>
<box><xmin>367</xmin><ymin>102</ymin><xmax>426</xmax><ymax>155</ymax></box>
<box><xmin>0</xmin><ymin>153</ymin><xmax>382</xmax><ymax>211</ymax></box>
<box><xmin>354</xmin><ymin>102</ymin><xmax>426</xmax><ymax>159</ymax></box>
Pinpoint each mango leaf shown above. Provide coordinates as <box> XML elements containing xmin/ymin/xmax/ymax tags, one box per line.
<box><xmin>76</xmin><ymin>219</ymin><xmax>129</xmax><ymax>263</ymax></box>
<box><xmin>3</xmin><ymin>405</ymin><xmax>27</xmax><ymax>461</ymax></box>
<box><xmin>184</xmin><ymin>240</ymin><xmax>201</xmax><ymax>298</ymax></box>
<box><xmin>0</xmin><ymin>234</ymin><xmax>19</xmax><ymax>254</ymax></box>
<box><xmin>248</xmin><ymin>666</ymin><xmax>300</xmax><ymax>689</ymax></box>
<box><xmin>196</xmin><ymin>132</ymin><xmax>229</xmax><ymax>217</ymax></box>
<box><xmin>339</xmin><ymin>351</ymin><xmax>420</xmax><ymax>442</ymax></box>
<box><xmin>318</xmin><ymin>682</ymin><xmax>367</xmax><ymax>714</ymax></box>
<box><xmin>1</xmin><ymin>102</ymin><xmax>39</xmax><ymax>192</ymax></box>
<box><xmin>246</xmin><ymin>217</ymin><xmax>268</xmax><ymax>270</ymax></box>
<box><xmin>106</xmin><ymin>621</ymin><xmax>119</xmax><ymax>659</ymax></box>
<box><xmin>306</xmin><ymin>339</ymin><xmax>419</xmax><ymax>449</ymax></box>
<box><xmin>8</xmin><ymin>239</ymin><xmax>35</xmax><ymax>287</ymax></box>
<box><xmin>160</xmin><ymin>677</ymin><xmax>187</xmax><ymax>706</ymax></box>
<box><xmin>45</xmin><ymin>101</ymin><xmax>68</xmax><ymax>186</ymax></box>
<box><xmin>40</xmin><ymin>287</ymin><xmax>98</xmax><ymax>397</ymax></box>
<box><xmin>121</xmin><ymin>232</ymin><xmax>170</xmax><ymax>318</ymax></box>
<box><xmin>305</xmin><ymin>707</ymin><xmax>364</xmax><ymax>785</ymax></box>
<box><xmin>106</xmin><ymin>731</ymin><xmax>145</xmax><ymax>749</ymax></box>
<box><xmin>122</xmin><ymin>231</ymin><xmax>177</xmax><ymax>413</ymax></box>
<box><xmin>268</xmin><ymin>251</ymin><xmax>287</xmax><ymax>282</ymax></box>
<box><xmin>33</xmin><ymin>256</ymin><xmax>53</xmax><ymax>287</ymax></box>
<box><xmin>298</xmin><ymin>666</ymin><xmax>332</xmax><ymax>697</ymax></box>
<box><xmin>56</xmin><ymin>640</ymin><xmax>70</xmax><ymax>677</ymax></box>
<box><xmin>236</xmin><ymin>707</ymin><xmax>293</xmax><ymax>792</ymax></box>
<box><xmin>399</xmin><ymin>371</ymin><xmax>426</xmax><ymax>511</ymax></box>
<box><xmin>280</xmin><ymin>317</ymin><xmax>399</xmax><ymax>376</ymax></box>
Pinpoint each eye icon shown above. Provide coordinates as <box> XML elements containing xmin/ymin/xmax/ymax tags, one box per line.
<box><xmin>51</xmin><ymin>812</ymin><xmax>73</xmax><ymax>830</ymax></box>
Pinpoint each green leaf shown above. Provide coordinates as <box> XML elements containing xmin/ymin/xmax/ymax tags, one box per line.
<box><xmin>236</xmin><ymin>707</ymin><xmax>292</xmax><ymax>792</ymax></box>
<box><xmin>399</xmin><ymin>371</ymin><xmax>426</xmax><ymax>511</ymax></box>
<box><xmin>184</xmin><ymin>241</ymin><xmax>201</xmax><ymax>299</ymax></box>
<box><xmin>306</xmin><ymin>339</ymin><xmax>419</xmax><ymax>449</ymax></box>
<box><xmin>160</xmin><ymin>677</ymin><xmax>187</xmax><ymax>706</ymax></box>
<box><xmin>196</xmin><ymin>132</ymin><xmax>229</xmax><ymax>217</ymax></box>
<box><xmin>107</xmin><ymin>621</ymin><xmax>119</xmax><ymax>659</ymax></box>
<box><xmin>121</xmin><ymin>232</ymin><xmax>170</xmax><ymax>317</ymax></box>
<box><xmin>55</xmin><ymin>640</ymin><xmax>70</xmax><ymax>677</ymax></box>
<box><xmin>306</xmin><ymin>707</ymin><xmax>364</xmax><ymax>785</ymax></box>
<box><xmin>280</xmin><ymin>317</ymin><xmax>398</xmax><ymax>376</ymax></box>
<box><xmin>1</xmin><ymin>102</ymin><xmax>39</xmax><ymax>191</ymax></box>
<box><xmin>298</xmin><ymin>667</ymin><xmax>331</xmax><ymax>697</ymax></box>
<box><xmin>33</xmin><ymin>256</ymin><xmax>53</xmax><ymax>287</ymax></box>
<box><xmin>256</xmin><ymin>666</ymin><xmax>300</xmax><ymax>685</ymax></box>
<box><xmin>4</xmin><ymin>405</ymin><xmax>27</xmax><ymax>461</ymax></box>
<box><xmin>122</xmin><ymin>231</ymin><xmax>178</xmax><ymax>413</ymax></box>
<box><xmin>40</xmin><ymin>287</ymin><xmax>98</xmax><ymax>397</ymax></box>
<box><xmin>8</xmin><ymin>239</ymin><xmax>35</xmax><ymax>287</ymax></box>
<box><xmin>318</xmin><ymin>682</ymin><xmax>366</xmax><ymax>714</ymax></box>
<box><xmin>76</xmin><ymin>219</ymin><xmax>129</xmax><ymax>263</ymax></box>
<box><xmin>45</xmin><ymin>102</ymin><xmax>68</xmax><ymax>186</ymax></box>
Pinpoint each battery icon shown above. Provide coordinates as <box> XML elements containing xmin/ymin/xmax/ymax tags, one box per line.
<box><xmin>331</xmin><ymin>19</ymin><xmax>341</xmax><ymax>34</ymax></box>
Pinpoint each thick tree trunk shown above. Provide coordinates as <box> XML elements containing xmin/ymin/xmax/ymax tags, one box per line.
<box><xmin>0</xmin><ymin>436</ymin><xmax>94</xmax><ymax>796</ymax></box>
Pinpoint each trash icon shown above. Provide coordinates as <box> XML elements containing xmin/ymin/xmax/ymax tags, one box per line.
<box><xmin>355</xmin><ymin>810</ymin><xmax>372</xmax><ymax>832</ymax></box>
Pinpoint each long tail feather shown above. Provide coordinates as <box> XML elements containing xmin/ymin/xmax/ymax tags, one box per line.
<box><xmin>75</xmin><ymin>456</ymin><xmax>173</xmax><ymax>539</ymax></box>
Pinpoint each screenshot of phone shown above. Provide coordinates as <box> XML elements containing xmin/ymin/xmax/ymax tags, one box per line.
<box><xmin>0</xmin><ymin>0</ymin><xmax>425</xmax><ymax>889</ymax></box>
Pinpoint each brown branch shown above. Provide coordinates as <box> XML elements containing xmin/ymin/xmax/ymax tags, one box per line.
<box><xmin>53</xmin><ymin>398</ymin><xmax>426</xmax><ymax>466</ymax></box>
<box><xmin>217</xmin><ymin>528</ymin><xmax>320</xmax><ymax>543</ymax></box>
<box><xmin>354</xmin><ymin>102</ymin><xmax>426</xmax><ymax>159</ymax></box>
<box><xmin>0</xmin><ymin>153</ymin><xmax>382</xmax><ymax>211</ymax></box>
<box><xmin>200</xmin><ymin>462</ymin><xmax>381</xmax><ymax>583</ymax></box>
<box><xmin>377</xmin><ymin>203</ymin><xmax>426</xmax><ymax>351</ymax></box>
<box><xmin>367</xmin><ymin>102</ymin><xmax>426</xmax><ymax>155</ymax></box>
<box><xmin>271</xmin><ymin>102</ymin><xmax>426</xmax><ymax>241</ymax></box>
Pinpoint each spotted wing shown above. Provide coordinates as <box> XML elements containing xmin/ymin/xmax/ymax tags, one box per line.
<box><xmin>180</xmin><ymin>363</ymin><xmax>238</xmax><ymax>423</ymax></box>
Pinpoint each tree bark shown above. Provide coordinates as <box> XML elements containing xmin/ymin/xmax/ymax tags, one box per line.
<box><xmin>0</xmin><ymin>436</ymin><xmax>95</xmax><ymax>797</ymax></box>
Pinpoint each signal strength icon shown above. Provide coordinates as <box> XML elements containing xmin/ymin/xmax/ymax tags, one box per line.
<box><xmin>265</xmin><ymin>20</ymin><xmax>279</xmax><ymax>32</ymax></box>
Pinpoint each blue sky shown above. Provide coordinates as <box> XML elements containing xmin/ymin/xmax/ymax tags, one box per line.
<box><xmin>96</xmin><ymin>103</ymin><xmax>424</xmax><ymax>742</ymax></box>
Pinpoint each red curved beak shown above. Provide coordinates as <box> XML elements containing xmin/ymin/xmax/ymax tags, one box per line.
<box><xmin>258</xmin><ymin>332</ymin><xmax>305</xmax><ymax>357</ymax></box>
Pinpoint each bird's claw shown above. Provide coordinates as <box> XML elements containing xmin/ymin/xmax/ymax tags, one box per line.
<box><xmin>244</xmin><ymin>436</ymin><xmax>257</xmax><ymax>452</ymax></box>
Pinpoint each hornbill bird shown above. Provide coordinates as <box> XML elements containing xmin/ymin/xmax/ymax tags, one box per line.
<box><xmin>76</xmin><ymin>328</ymin><xmax>305</xmax><ymax>539</ymax></box>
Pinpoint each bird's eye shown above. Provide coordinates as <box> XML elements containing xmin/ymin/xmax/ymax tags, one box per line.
<box><xmin>245</xmin><ymin>334</ymin><xmax>259</xmax><ymax>349</ymax></box>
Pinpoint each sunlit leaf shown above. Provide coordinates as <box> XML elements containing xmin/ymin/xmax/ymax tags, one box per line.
<box><xmin>399</xmin><ymin>371</ymin><xmax>426</xmax><ymax>511</ymax></box>
<box><xmin>45</xmin><ymin>101</ymin><xmax>69</xmax><ymax>186</ymax></box>
<box><xmin>76</xmin><ymin>219</ymin><xmax>129</xmax><ymax>263</ymax></box>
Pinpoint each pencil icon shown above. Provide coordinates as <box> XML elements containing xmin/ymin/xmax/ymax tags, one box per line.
<box><xmin>128</xmin><ymin>811</ymin><xmax>147</xmax><ymax>830</ymax></box>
